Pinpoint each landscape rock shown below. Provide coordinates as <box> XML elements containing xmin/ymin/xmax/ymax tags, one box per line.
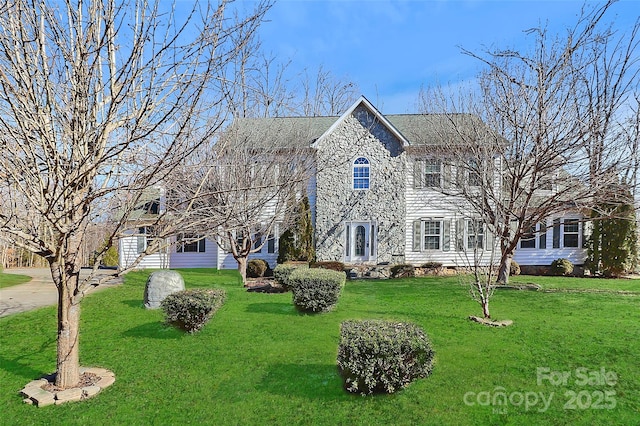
<box><xmin>144</xmin><ymin>270</ymin><xmax>185</xmax><ymax>309</ymax></box>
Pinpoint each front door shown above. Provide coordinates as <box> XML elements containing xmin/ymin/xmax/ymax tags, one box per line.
<box><xmin>345</xmin><ymin>221</ymin><xmax>375</xmax><ymax>263</ymax></box>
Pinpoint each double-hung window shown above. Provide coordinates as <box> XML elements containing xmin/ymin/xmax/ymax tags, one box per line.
<box><xmin>563</xmin><ymin>219</ymin><xmax>579</xmax><ymax>248</ymax></box>
<box><xmin>177</xmin><ymin>234</ymin><xmax>206</xmax><ymax>253</ymax></box>
<box><xmin>353</xmin><ymin>157</ymin><xmax>370</xmax><ymax>190</ymax></box>
<box><xmin>423</xmin><ymin>221</ymin><xmax>441</xmax><ymax>250</ymax></box>
<box><xmin>424</xmin><ymin>159</ymin><xmax>442</xmax><ymax>187</ymax></box>
<box><xmin>467</xmin><ymin>219</ymin><xmax>484</xmax><ymax>250</ymax></box>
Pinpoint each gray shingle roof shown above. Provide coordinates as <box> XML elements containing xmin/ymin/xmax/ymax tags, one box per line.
<box><xmin>224</xmin><ymin>112</ymin><xmax>485</xmax><ymax>149</ymax></box>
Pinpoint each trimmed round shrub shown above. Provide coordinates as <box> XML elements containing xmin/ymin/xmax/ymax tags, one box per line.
<box><xmin>161</xmin><ymin>289</ymin><xmax>226</xmax><ymax>333</ymax></box>
<box><xmin>273</xmin><ymin>263</ymin><xmax>309</xmax><ymax>290</ymax></box>
<box><xmin>337</xmin><ymin>320</ymin><xmax>434</xmax><ymax>395</ymax></box>
<box><xmin>390</xmin><ymin>263</ymin><xmax>415</xmax><ymax>278</ymax></box>
<box><xmin>247</xmin><ymin>259</ymin><xmax>269</xmax><ymax>278</ymax></box>
<box><xmin>509</xmin><ymin>259</ymin><xmax>521</xmax><ymax>276</ymax></box>
<box><xmin>551</xmin><ymin>258</ymin><xmax>574</xmax><ymax>276</ymax></box>
<box><xmin>311</xmin><ymin>261</ymin><xmax>345</xmax><ymax>272</ymax></box>
<box><xmin>289</xmin><ymin>268</ymin><xmax>345</xmax><ymax>313</ymax></box>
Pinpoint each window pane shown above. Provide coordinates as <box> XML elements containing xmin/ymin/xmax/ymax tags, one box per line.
<box><xmin>423</xmin><ymin>221</ymin><xmax>441</xmax><ymax>250</ymax></box>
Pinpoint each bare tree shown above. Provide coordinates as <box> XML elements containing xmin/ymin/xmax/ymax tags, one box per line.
<box><xmin>419</xmin><ymin>1</ymin><xmax>640</xmax><ymax>285</ymax></box>
<box><xmin>0</xmin><ymin>0</ymin><xmax>271</xmax><ymax>389</ymax></box>
<box><xmin>173</xmin><ymin>120</ymin><xmax>313</xmax><ymax>284</ymax></box>
<box><xmin>299</xmin><ymin>65</ymin><xmax>359</xmax><ymax>116</ymax></box>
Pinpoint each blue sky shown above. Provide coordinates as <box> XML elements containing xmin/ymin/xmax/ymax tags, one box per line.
<box><xmin>250</xmin><ymin>0</ymin><xmax>639</xmax><ymax>114</ymax></box>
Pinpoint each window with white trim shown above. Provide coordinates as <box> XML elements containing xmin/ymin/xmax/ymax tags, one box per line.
<box><xmin>563</xmin><ymin>219</ymin><xmax>579</xmax><ymax>248</ymax></box>
<box><xmin>519</xmin><ymin>223</ymin><xmax>547</xmax><ymax>249</ymax></box>
<box><xmin>424</xmin><ymin>159</ymin><xmax>442</xmax><ymax>187</ymax></box>
<box><xmin>467</xmin><ymin>219</ymin><xmax>485</xmax><ymax>250</ymax></box>
<box><xmin>423</xmin><ymin>221</ymin><xmax>441</xmax><ymax>250</ymax></box>
<box><xmin>177</xmin><ymin>234</ymin><xmax>206</xmax><ymax>253</ymax></box>
<box><xmin>353</xmin><ymin>157</ymin><xmax>370</xmax><ymax>190</ymax></box>
<box><xmin>412</xmin><ymin>219</ymin><xmax>450</xmax><ymax>252</ymax></box>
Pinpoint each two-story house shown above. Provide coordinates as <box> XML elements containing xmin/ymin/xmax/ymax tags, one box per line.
<box><xmin>119</xmin><ymin>96</ymin><xmax>587</xmax><ymax>271</ymax></box>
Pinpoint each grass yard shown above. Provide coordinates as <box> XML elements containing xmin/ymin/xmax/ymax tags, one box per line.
<box><xmin>1</xmin><ymin>270</ymin><xmax>639</xmax><ymax>425</ymax></box>
<box><xmin>0</xmin><ymin>272</ymin><xmax>31</xmax><ymax>289</ymax></box>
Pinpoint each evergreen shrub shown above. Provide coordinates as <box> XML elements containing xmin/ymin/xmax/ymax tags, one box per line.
<box><xmin>551</xmin><ymin>258</ymin><xmax>574</xmax><ymax>276</ymax></box>
<box><xmin>289</xmin><ymin>268</ymin><xmax>345</xmax><ymax>313</ymax></box>
<box><xmin>161</xmin><ymin>289</ymin><xmax>226</xmax><ymax>333</ymax></box>
<box><xmin>247</xmin><ymin>259</ymin><xmax>270</xmax><ymax>278</ymax></box>
<box><xmin>310</xmin><ymin>261</ymin><xmax>345</xmax><ymax>272</ymax></box>
<box><xmin>273</xmin><ymin>263</ymin><xmax>308</xmax><ymax>290</ymax></box>
<box><xmin>390</xmin><ymin>264</ymin><xmax>415</xmax><ymax>278</ymax></box>
<box><xmin>337</xmin><ymin>320</ymin><xmax>434</xmax><ymax>395</ymax></box>
<box><xmin>509</xmin><ymin>260</ymin><xmax>521</xmax><ymax>276</ymax></box>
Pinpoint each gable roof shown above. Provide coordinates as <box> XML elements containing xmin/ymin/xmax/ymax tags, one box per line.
<box><xmin>224</xmin><ymin>96</ymin><xmax>487</xmax><ymax>150</ymax></box>
<box><xmin>311</xmin><ymin>96</ymin><xmax>409</xmax><ymax>148</ymax></box>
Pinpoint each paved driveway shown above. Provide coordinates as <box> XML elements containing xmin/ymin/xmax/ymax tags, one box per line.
<box><xmin>0</xmin><ymin>268</ymin><xmax>121</xmax><ymax>318</ymax></box>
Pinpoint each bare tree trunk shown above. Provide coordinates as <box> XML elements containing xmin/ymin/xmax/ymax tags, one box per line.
<box><xmin>236</xmin><ymin>255</ymin><xmax>248</xmax><ymax>285</ymax></box>
<box><xmin>497</xmin><ymin>254</ymin><xmax>512</xmax><ymax>285</ymax></box>
<box><xmin>51</xmin><ymin>262</ymin><xmax>81</xmax><ymax>388</ymax></box>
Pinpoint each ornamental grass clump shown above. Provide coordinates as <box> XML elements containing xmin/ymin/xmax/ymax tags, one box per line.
<box><xmin>161</xmin><ymin>289</ymin><xmax>226</xmax><ymax>333</ymax></box>
<box><xmin>289</xmin><ymin>268</ymin><xmax>345</xmax><ymax>313</ymax></box>
<box><xmin>337</xmin><ymin>320</ymin><xmax>434</xmax><ymax>395</ymax></box>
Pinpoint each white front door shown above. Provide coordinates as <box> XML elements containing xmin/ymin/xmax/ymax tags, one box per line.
<box><xmin>345</xmin><ymin>221</ymin><xmax>376</xmax><ymax>263</ymax></box>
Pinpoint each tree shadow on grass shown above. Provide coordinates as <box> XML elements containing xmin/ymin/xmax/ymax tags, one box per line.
<box><xmin>0</xmin><ymin>336</ymin><xmax>56</xmax><ymax>380</ymax></box>
<box><xmin>245</xmin><ymin>302</ymin><xmax>298</xmax><ymax>316</ymax></box>
<box><xmin>122</xmin><ymin>299</ymin><xmax>145</xmax><ymax>309</ymax></box>
<box><xmin>256</xmin><ymin>363</ymin><xmax>346</xmax><ymax>400</ymax></box>
<box><xmin>122</xmin><ymin>321</ymin><xmax>184</xmax><ymax>340</ymax></box>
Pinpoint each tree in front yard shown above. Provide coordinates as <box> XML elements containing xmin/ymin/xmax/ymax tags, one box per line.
<box><xmin>0</xmin><ymin>0</ymin><xmax>271</xmax><ymax>389</ymax></box>
<box><xmin>419</xmin><ymin>1</ymin><xmax>640</xmax><ymax>284</ymax></box>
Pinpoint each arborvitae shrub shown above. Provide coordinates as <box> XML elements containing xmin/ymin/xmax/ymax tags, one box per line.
<box><xmin>273</xmin><ymin>263</ymin><xmax>308</xmax><ymax>290</ymax></box>
<box><xmin>310</xmin><ymin>261</ymin><xmax>345</xmax><ymax>272</ymax></box>
<box><xmin>551</xmin><ymin>258</ymin><xmax>574</xmax><ymax>276</ymax></box>
<box><xmin>390</xmin><ymin>264</ymin><xmax>415</xmax><ymax>278</ymax></box>
<box><xmin>161</xmin><ymin>289</ymin><xmax>226</xmax><ymax>333</ymax></box>
<box><xmin>337</xmin><ymin>320</ymin><xmax>434</xmax><ymax>395</ymax></box>
<box><xmin>289</xmin><ymin>268</ymin><xmax>345</xmax><ymax>313</ymax></box>
<box><xmin>247</xmin><ymin>259</ymin><xmax>270</xmax><ymax>278</ymax></box>
<box><xmin>509</xmin><ymin>260</ymin><xmax>521</xmax><ymax>276</ymax></box>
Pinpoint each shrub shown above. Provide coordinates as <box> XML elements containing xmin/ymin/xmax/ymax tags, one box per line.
<box><xmin>311</xmin><ymin>261</ymin><xmax>345</xmax><ymax>272</ymax></box>
<box><xmin>289</xmin><ymin>268</ymin><xmax>345</xmax><ymax>313</ymax></box>
<box><xmin>337</xmin><ymin>320</ymin><xmax>434</xmax><ymax>395</ymax></box>
<box><xmin>551</xmin><ymin>258</ymin><xmax>574</xmax><ymax>276</ymax></box>
<box><xmin>509</xmin><ymin>260</ymin><xmax>521</xmax><ymax>276</ymax></box>
<box><xmin>273</xmin><ymin>263</ymin><xmax>309</xmax><ymax>290</ymax></box>
<box><xmin>420</xmin><ymin>261</ymin><xmax>443</xmax><ymax>269</ymax></box>
<box><xmin>161</xmin><ymin>289</ymin><xmax>226</xmax><ymax>333</ymax></box>
<box><xmin>390</xmin><ymin>264</ymin><xmax>415</xmax><ymax>278</ymax></box>
<box><xmin>247</xmin><ymin>259</ymin><xmax>270</xmax><ymax>278</ymax></box>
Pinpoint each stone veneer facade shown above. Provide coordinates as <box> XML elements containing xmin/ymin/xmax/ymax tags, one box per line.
<box><xmin>314</xmin><ymin>104</ymin><xmax>406</xmax><ymax>264</ymax></box>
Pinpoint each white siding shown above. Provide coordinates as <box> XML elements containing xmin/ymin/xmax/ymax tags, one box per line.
<box><xmin>404</xmin><ymin>156</ymin><xmax>498</xmax><ymax>267</ymax></box>
<box><xmin>118</xmin><ymin>232</ymin><xmax>169</xmax><ymax>270</ymax></box>
<box><xmin>169</xmin><ymin>238</ymin><xmax>218</xmax><ymax>268</ymax></box>
<box><xmin>513</xmin><ymin>216</ymin><xmax>587</xmax><ymax>266</ymax></box>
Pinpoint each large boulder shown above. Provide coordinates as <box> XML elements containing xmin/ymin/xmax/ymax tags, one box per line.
<box><xmin>144</xmin><ymin>270</ymin><xmax>185</xmax><ymax>309</ymax></box>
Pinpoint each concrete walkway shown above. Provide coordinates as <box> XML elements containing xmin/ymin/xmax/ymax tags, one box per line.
<box><xmin>0</xmin><ymin>268</ymin><xmax>121</xmax><ymax>318</ymax></box>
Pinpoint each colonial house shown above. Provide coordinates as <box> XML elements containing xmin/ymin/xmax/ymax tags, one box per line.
<box><xmin>119</xmin><ymin>96</ymin><xmax>587</xmax><ymax>271</ymax></box>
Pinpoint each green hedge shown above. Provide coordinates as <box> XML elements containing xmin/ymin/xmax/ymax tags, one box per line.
<box><xmin>273</xmin><ymin>263</ymin><xmax>309</xmax><ymax>290</ymax></box>
<box><xmin>289</xmin><ymin>268</ymin><xmax>345</xmax><ymax>313</ymax></box>
<box><xmin>390</xmin><ymin>264</ymin><xmax>415</xmax><ymax>278</ymax></box>
<box><xmin>161</xmin><ymin>289</ymin><xmax>226</xmax><ymax>333</ymax></box>
<box><xmin>247</xmin><ymin>259</ymin><xmax>270</xmax><ymax>278</ymax></box>
<box><xmin>311</xmin><ymin>261</ymin><xmax>346</xmax><ymax>272</ymax></box>
<box><xmin>551</xmin><ymin>258</ymin><xmax>574</xmax><ymax>276</ymax></box>
<box><xmin>337</xmin><ymin>320</ymin><xmax>434</xmax><ymax>395</ymax></box>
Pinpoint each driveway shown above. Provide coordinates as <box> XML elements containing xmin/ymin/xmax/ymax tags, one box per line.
<box><xmin>0</xmin><ymin>268</ymin><xmax>121</xmax><ymax>318</ymax></box>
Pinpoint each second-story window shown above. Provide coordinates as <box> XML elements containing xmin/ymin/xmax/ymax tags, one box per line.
<box><xmin>353</xmin><ymin>157</ymin><xmax>370</xmax><ymax>190</ymax></box>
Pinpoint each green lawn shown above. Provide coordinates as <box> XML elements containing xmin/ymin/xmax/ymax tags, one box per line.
<box><xmin>0</xmin><ymin>272</ymin><xmax>31</xmax><ymax>289</ymax></box>
<box><xmin>1</xmin><ymin>270</ymin><xmax>638</xmax><ymax>425</ymax></box>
